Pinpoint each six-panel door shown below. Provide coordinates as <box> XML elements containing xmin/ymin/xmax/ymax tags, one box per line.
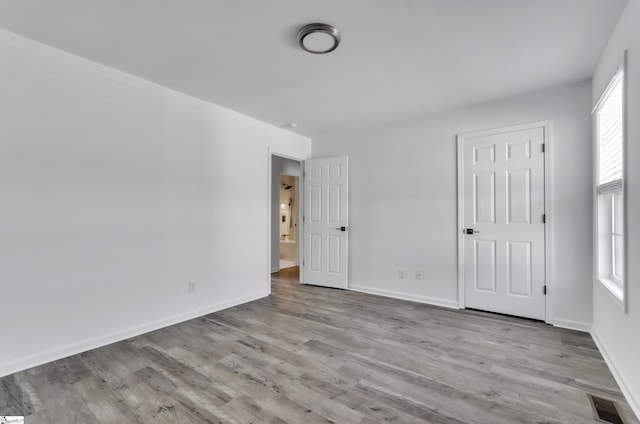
<box><xmin>303</xmin><ymin>157</ymin><xmax>349</xmax><ymax>289</ymax></box>
<box><xmin>462</xmin><ymin>127</ymin><xmax>546</xmax><ymax>320</ymax></box>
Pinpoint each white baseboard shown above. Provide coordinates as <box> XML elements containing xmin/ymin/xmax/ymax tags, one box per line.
<box><xmin>349</xmin><ymin>285</ymin><xmax>459</xmax><ymax>309</ymax></box>
<box><xmin>553</xmin><ymin>318</ymin><xmax>591</xmax><ymax>333</ymax></box>
<box><xmin>591</xmin><ymin>329</ymin><xmax>640</xmax><ymax>420</ymax></box>
<box><xmin>0</xmin><ymin>290</ymin><xmax>268</xmax><ymax>378</ymax></box>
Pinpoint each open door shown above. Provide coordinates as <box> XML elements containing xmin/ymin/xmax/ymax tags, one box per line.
<box><xmin>302</xmin><ymin>157</ymin><xmax>349</xmax><ymax>289</ymax></box>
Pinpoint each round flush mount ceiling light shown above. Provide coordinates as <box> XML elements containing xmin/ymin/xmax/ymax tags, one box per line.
<box><xmin>297</xmin><ymin>23</ymin><xmax>341</xmax><ymax>54</ymax></box>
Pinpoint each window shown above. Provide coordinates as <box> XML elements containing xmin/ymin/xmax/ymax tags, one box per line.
<box><xmin>612</xmin><ymin>192</ymin><xmax>624</xmax><ymax>281</ymax></box>
<box><xmin>594</xmin><ymin>69</ymin><xmax>625</xmax><ymax>304</ymax></box>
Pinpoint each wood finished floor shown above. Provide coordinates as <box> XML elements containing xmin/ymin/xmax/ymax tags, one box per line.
<box><xmin>1</xmin><ymin>267</ymin><xmax>638</xmax><ymax>424</ymax></box>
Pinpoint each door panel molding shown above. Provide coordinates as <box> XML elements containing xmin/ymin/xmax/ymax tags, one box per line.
<box><xmin>457</xmin><ymin>121</ymin><xmax>552</xmax><ymax>323</ymax></box>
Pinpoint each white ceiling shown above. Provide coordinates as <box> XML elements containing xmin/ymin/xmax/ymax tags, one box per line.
<box><xmin>0</xmin><ymin>0</ymin><xmax>627</xmax><ymax>137</ymax></box>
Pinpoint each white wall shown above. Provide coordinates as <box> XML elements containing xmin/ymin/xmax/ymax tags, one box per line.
<box><xmin>591</xmin><ymin>0</ymin><xmax>640</xmax><ymax>417</ymax></box>
<box><xmin>0</xmin><ymin>28</ymin><xmax>311</xmax><ymax>377</ymax></box>
<box><xmin>313</xmin><ymin>80</ymin><xmax>593</xmax><ymax>329</ymax></box>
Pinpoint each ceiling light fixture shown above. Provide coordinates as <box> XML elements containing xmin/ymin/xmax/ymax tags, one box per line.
<box><xmin>297</xmin><ymin>23</ymin><xmax>341</xmax><ymax>54</ymax></box>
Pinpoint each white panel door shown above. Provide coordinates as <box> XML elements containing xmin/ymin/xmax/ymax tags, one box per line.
<box><xmin>460</xmin><ymin>126</ymin><xmax>546</xmax><ymax>320</ymax></box>
<box><xmin>303</xmin><ymin>157</ymin><xmax>348</xmax><ymax>289</ymax></box>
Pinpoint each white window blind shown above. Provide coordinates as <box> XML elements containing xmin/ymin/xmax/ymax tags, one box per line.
<box><xmin>596</xmin><ymin>71</ymin><xmax>624</xmax><ymax>194</ymax></box>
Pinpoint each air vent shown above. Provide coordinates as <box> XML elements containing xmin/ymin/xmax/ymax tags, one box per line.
<box><xmin>588</xmin><ymin>394</ymin><xmax>627</xmax><ymax>424</ymax></box>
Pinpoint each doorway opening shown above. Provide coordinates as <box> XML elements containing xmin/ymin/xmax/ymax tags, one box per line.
<box><xmin>271</xmin><ymin>155</ymin><xmax>302</xmax><ymax>279</ymax></box>
<box><xmin>279</xmin><ymin>174</ymin><xmax>298</xmax><ymax>270</ymax></box>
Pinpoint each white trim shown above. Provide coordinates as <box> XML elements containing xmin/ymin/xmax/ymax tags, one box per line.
<box><xmin>595</xmin><ymin>278</ymin><xmax>626</xmax><ymax>313</ymax></box>
<box><xmin>543</xmin><ymin>121</ymin><xmax>554</xmax><ymax>326</ymax></box>
<box><xmin>598</xmin><ymin>277</ymin><xmax>624</xmax><ymax>303</ymax></box>
<box><xmin>591</xmin><ymin>329</ymin><xmax>640</xmax><ymax>420</ymax></box>
<box><xmin>0</xmin><ymin>290</ymin><xmax>268</xmax><ymax>378</ymax></box>
<box><xmin>268</xmin><ymin>147</ymin><xmax>274</xmax><ymax>293</ymax></box>
<box><xmin>622</xmin><ymin>50</ymin><xmax>628</xmax><ymax>314</ymax></box>
<box><xmin>349</xmin><ymin>285</ymin><xmax>460</xmax><ymax>310</ymax></box>
<box><xmin>456</xmin><ymin>120</ymin><xmax>552</xmax><ymax>323</ymax></box>
<box><xmin>456</xmin><ymin>135</ymin><xmax>465</xmax><ymax>308</ymax></box>
<box><xmin>552</xmin><ymin>318</ymin><xmax>591</xmax><ymax>333</ymax></box>
<box><xmin>298</xmin><ymin>160</ymin><xmax>305</xmax><ymax>283</ymax></box>
<box><xmin>621</xmin><ymin>50</ymin><xmax>629</xmax><ymax>313</ymax></box>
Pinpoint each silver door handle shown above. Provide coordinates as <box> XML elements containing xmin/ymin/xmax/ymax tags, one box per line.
<box><xmin>464</xmin><ymin>228</ymin><xmax>479</xmax><ymax>234</ymax></box>
<box><xmin>335</xmin><ymin>226</ymin><xmax>349</xmax><ymax>232</ymax></box>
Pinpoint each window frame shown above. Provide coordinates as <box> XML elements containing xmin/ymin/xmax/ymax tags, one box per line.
<box><xmin>593</xmin><ymin>62</ymin><xmax>627</xmax><ymax>311</ymax></box>
<box><xmin>611</xmin><ymin>192</ymin><xmax>624</xmax><ymax>282</ymax></box>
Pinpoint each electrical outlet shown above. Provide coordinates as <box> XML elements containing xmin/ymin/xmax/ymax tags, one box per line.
<box><xmin>415</xmin><ymin>271</ymin><xmax>422</xmax><ymax>280</ymax></box>
<box><xmin>188</xmin><ymin>281</ymin><xmax>197</xmax><ymax>293</ymax></box>
<box><xmin>398</xmin><ymin>269</ymin><xmax>405</xmax><ymax>279</ymax></box>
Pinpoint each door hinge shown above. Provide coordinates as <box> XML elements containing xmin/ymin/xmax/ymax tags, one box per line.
<box><xmin>303</xmin><ymin>215</ymin><xmax>306</xmax><ymax>222</ymax></box>
<box><xmin>541</xmin><ymin>143</ymin><xmax>545</xmax><ymax>153</ymax></box>
<box><xmin>542</xmin><ymin>214</ymin><xmax>546</xmax><ymax>224</ymax></box>
<box><xmin>543</xmin><ymin>285</ymin><xmax>547</xmax><ymax>295</ymax></box>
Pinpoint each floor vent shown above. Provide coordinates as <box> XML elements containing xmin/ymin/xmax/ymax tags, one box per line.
<box><xmin>588</xmin><ymin>394</ymin><xmax>626</xmax><ymax>424</ymax></box>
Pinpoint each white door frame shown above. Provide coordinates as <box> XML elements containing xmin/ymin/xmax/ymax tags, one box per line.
<box><xmin>456</xmin><ymin>120</ymin><xmax>553</xmax><ymax>324</ymax></box>
<box><xmin>268</xmin><ymin>149</ymin><xmax>306</xmax><ymax>293</ymax></box>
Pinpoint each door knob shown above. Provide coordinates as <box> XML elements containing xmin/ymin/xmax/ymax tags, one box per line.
<box><xmin>335</xmin><ymin>226</ymin><xmax>349</xmax><ymax>232</ymax></box>
<box><xmin>464</xmin><ymin>228</ymin><xmax>479</xmax><ymax>234</ymax></box>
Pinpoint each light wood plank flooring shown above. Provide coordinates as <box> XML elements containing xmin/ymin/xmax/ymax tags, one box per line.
<box><xmin>1</xmin><ymin>267</ymin><xmax>638</xmax><ymax>423</ymax></box>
